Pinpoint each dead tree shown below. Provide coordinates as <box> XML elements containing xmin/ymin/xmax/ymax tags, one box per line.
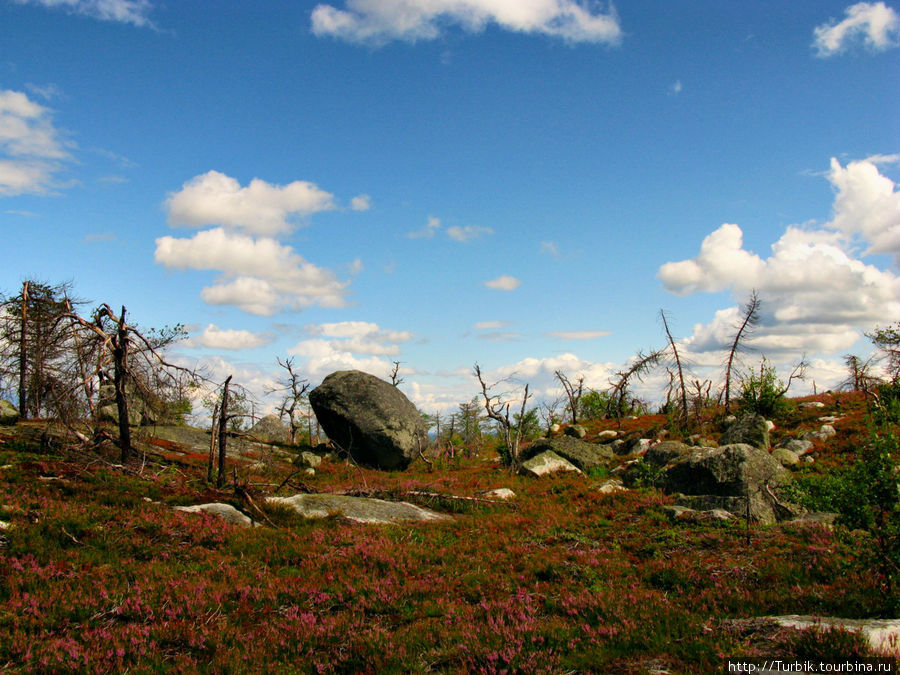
<box><xmin>18</xmin><ymin>280</ymin><xmax>27</xmax><ymax>416</ymax></box>
<box><xmin>660</xmin><ymin>310</ymin><xmax>688</xmax><ymax>426</ymax></box>
<box><xmin>607</xmin><ymin>348</ymin><xmax>663</xmax><ymax>424</ymax></box>
<box><xmin>474</xmin><ymin>364</ymin><xmax>531</xmax><ymax>471</ymax></box>
<box><xmin>217</xmin><ymin>375</ymin><xmax>232</xmax><ymax>489</ymax></box>
<box><xmin>390</xmin><ymin>361</ymin><xmax>404</xmax><ymax>387</ymax></box>
<box><xmin>555</xmin><ymin>370</ymin><xmax>584</xmax><ymax>426</ymax></box>
<box><xmin>267</xmin><ymin>357</ymin><xmax>310</xmax><ymax>445</ymax></box>
<box><xmin>723</xmin><ymin>290</ymin><xmax>760</xmax><ymax>413</ymax></box>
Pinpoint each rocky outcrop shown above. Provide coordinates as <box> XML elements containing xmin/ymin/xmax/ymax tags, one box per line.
<box><xmin>174</xmin><ymin>503</ymin><xmax>255</xmax><ymax>528</ymax></box>
<box><xmin>267</xmin><ymin>494</ymin><xmax>451</xmax><ymax>524</ymax></box>
<box><xmin>522</xmin><ymin>436</ymin><xmax>615</xmax><ymax>473</ymax></box>
<box><xmin>661</xmin><ymin>443</ymin><xmax>799</xmax><ymax>524</ymax></box>
<box><xmin>519</xmin><ymin>451</ymin><xmax>582</xmax><ymax>477</ymax></box>
<box><xmin>0</xmin><ymin>400</ymin><xmax>19</xmax><ymax>425</ymax></box>
<box><xmin>309</xmin><ymin>370</ymin><xmax>427</xmax><ymax>471</ymax></box>
<box><xmin>564</xmin><ymin>424</ymin><xmax>587</xmax><ymax>439</ymax></box>
<box><xmin>645</xmin><ymin>441</ymin><xmax>693</xmax><ymax>467</ymax></box>
<box><xmin>249</xmin><ymin>414</ymin><xmax>292</xmax><ymax>444</ymax></box>
<box><xmin>720</xmin><ymin>413</ymin><xmax>770</xmax><ymax>450</ymax></box>
<box><xmin>97</xmin><ymin>381</ymin><xmax>153</xmax><ymax>426</ymax></box>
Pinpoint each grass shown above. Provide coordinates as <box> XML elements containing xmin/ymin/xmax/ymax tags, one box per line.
<box><xmin>0</xmin><ymin>392</ymin><xmax>892</xmax><ymax>672</ymax></box>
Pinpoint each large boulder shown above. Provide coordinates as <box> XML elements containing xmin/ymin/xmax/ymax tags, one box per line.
<box><xmin>720</xmin><ymin>413</ymin><xmax>770</xmax><ymax>450</ymax></box>
<box><xmin>0</xmin><ymin>400</ymin><xmax>19</xmax><ymax>425</ymax></box>
<box><xmin>645</xmin><ymin>440</ymin><xmax>693</xmax><ymax>467</ymax></box>
<box><xmin>661</xmin><ymin>443</ymin><xmax>798</xmax><ymax>524</ymax></box>
<box><xmin>519</xmin><ymin>451</ymin><xmax>582</xmax><ymax>477</ymax></box>
<box><xmin>522</xmin><ymin>436</ymin><xmax>615</xmax><ymax>473</ymax></box>
<box><xmin>97</xmin><ymin>381</ymin><xmax>153</xmax><ymax>426</ymax></box>
<box><xmin>309</xmin><ymin>370</ymin><xmax>427</xmax><ymax>471</ymax></box>
<box><xmin>249</xmin><ymin>414</ymin><xmax>292</xmax><ymax>444</ymax></box>
<box><xmin>174</xmin><ymin>503</ymin><xmax>255</xmax><ymax>528</ymax></box>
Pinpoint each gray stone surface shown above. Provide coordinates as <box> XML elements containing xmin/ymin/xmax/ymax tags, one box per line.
<box><xmin>564</xmin><ymin>424</ymin><xmax>587</xmax><ymax>439</ymax></box>
<box><xmin>519</xmin><ymin>451</ymin><xmax>582</xmax><ymax>477</ymax></box>
<box><xmin>770</xmin><ymin>448</ymin><xmax>800</xmax><ymax>467</ymax></box>
<box><xmin>249</xmin><ymin>414</ymin><xmax>292</xmax><ymax>444</ymax></box>
<box><xmin>522</xmin><ymin>436</ymin><xmax>615</xmax><ymax>473</ymax></box>
<box><xmin>765</xmin><ymin>615</ymin><xmax>900</xmax><ymax>656</ymax></box>
<box><xmin>309</xmin><ymin>370</ymin><xmax>427</xmax><ymax>471</ymax></box>
<box><xmin>174</xmin><ymin>503</ymin><xmax>255</xmax><ymax>528</ymax></box>
<box><xmin>645</xmin><ymin>440</ymin><xmax>693</xmax><ymax>467</ymax></box>
<box><xmin>720</xmin><ymin>413</ymin><xmax>770</xmax><ymax>450</ymax></box>
<box><xmin>0</xmin><ymin>400</ymin><xmax>19</xmax><ymax>425</ymax></box>
<box><xmin>267</xmin><ymin>493</ymin><xmax>451</xmax><ymax>524</ymax></box>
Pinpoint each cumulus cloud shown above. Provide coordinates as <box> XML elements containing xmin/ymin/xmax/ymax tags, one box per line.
<box><xmin>813</xmin><ymin>1</ymin><xmax>900</xmax><ymax>56</ymax></box>
<box><xmin>484</xmin><ymin>274</ymin><xmax>521</xmax><ymax>291</ymax></box>
<box><xmin>407</xmin><ymin>215</ymin><xmax>441</xmax><ymax>239</ymax></box>
<box><xmin>0</xmin><ymin>89</ymin><xmax>71</xmax><ymax>195</ymax></box>
<box><xmin>350</xmin><ymin>193</ymin><xmax>372</xmax><ymax>211</ymax></box>
<box><xmin>182</xmin><ymin>323</ymin><xmax>274</xmax><ymax>350</ymax></box>
<box><xmin>310</xmin><ymin>0</ymin><xmax>623</xmax><ymax>46</ymax></box>
<box><xmin>165</xmin><ymin>170</ymin><xmax>336</xmax><ymax>237</ymax></box>
<box><xmin>292</xmin><ymin>321</ymin><xmax>415</xmax><ymax>364</ymax></box>
<box><xmin>154</xmin><ymin>227</ymin><xmax>350</xmax><ymax>315</ymax></box>
<box><xmin>12</xmin><ymin>0</ymin><xmax>156</xmax><ymax>27</ymax></box>
<box><xmin>446</xmin><ymin>224</ymin><xmax>494</xmax><ymax>242</ymax></box>
<box><xmin>658</xmin><ymin>156</ymin><xmax>900</xmax><ymax>361</ymax></box>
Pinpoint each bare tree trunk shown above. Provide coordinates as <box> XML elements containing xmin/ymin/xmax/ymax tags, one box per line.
<box><xmin>217</xmin><ymin>375</ymin><xmax>232</xmax><ymax>489</ymax></box>
<box><xmin>724</xmin><ymin>290</ymin><xmax>760</xmax><ymax>413</ymax></box>
<box><xmin>18</xmin><ymin>281</ymin><xmax>28</xmax><ymax>418</ymax></box>
<box><xmin>113</xmin><ymin>306</ymin><xmax>132</xmax><ymax>462</ymax></box>
<box><xmin>208</xmin><ymin>400</ymin><xmax>219</xmax><ymax>484</ymax></box>
<box><xmin>660</xmin><ymin>310</ymin><xmax>688</xmax><ymax>426</ymax></box>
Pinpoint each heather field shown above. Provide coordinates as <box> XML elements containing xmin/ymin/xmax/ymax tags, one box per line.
<box><xmin>0</xmin><ymin>392</ymin><xmax>893</xmax><ymax>673</ymax></box>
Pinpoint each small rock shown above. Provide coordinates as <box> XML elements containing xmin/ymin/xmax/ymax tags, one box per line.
<box><xmin>770</xmin><ymin>448</ymin><xmax>800</xmax><ymax>467</ymax></box>
<box><xmin>787</xmin><ymin>512</ymin><xmax>839</xmax><ymax>529</ymax></box>
<box><xmin>596</xmin><ymin>479</ymin><xmax>627</xmax><ymax>494</ymax></box>
<box><xmin>295</xmin><ymin>451</ymin><xmax>322</xmax><ymax>468</ymax></box>
<box><xmin>520</xmin><ymin>451</ymin><xmax>582</xmax><ymax>477</ymax></box>
<box><xmin>267</xmin><ymin>493</ymin><xmax>451</xmax><ymax>524</ymax></box>
<box><xmin>802</xmin><ymin>455</ymin><xmax>815</xmax><ymax>464</ymax></box>
<box><xmin>799</xmin><ymin>401</ymin><xmax>826</xmax><ymax>409</ymax></box>
<box><xmin>595</xmin><ymin>430</ymin><xmax>618</xmax><ymax>442</ymax></box>
<box><xmin>0</xmin><ymin>400</ymin><xmax>19</xmax><ymax>426</ymax></box>
<box><xmin>481</xmin><ymin>488</ymin><xmax>516</xmax><ymax>500</ymax></box>
<box><xmin>778</xmin><ymin>438</ymin><xmax>814</xmax><ymax>455</ymax></box>
<box><xmin>549</xmin><ymin>423</ymin><xmax>561</xmax><ymax>434</ymax></box>
<box><xmin>765</xmin><ymin>615</ymin><xmax>900</xmax><ymax>656</ymax></box>
<box><xmin>818</xmin><ymin>415</ymin><xmax>841</xmax><ymax>424</ymax></box>
<box><xmin>0</xmin><ymin>520</ymin><xmax>11</xmax><ymax>531</ymax></box>
<box><xmin>304</xmin><ymin>467</ymin><xmax>316</xmax><ymax>476</ymax></box>
<box><xmin>564</xmin><ymin>424</ymin><xmax>587</xmax><ymax>439</ymax></box>
<box><xmin>766</xmin><ymin>420</ymin><xmax>776</xmax><ymax>431</ymax></box>
<box><xmin>663</xmin><ymin>505</ymin><xmax>734</xmax><ymax>523</ymax></box>
<box><xmin>175</xmin><ymin>503</ymin><xmax>256</xmax><ymax>528</ymax></box>
<box><xmin>803</xmin><ymin>424</ymin><xmax>836</xmax><ymax>441</ymax></box>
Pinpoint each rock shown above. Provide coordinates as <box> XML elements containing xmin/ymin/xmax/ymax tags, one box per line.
<box><xmin>663</xmin><ymin>505</ymin><xmax>735</xmax><ymax>523</ymax></box>
<box><xmin>564</xmin><ymin>424</ymin><xmax>587</xmax><ymax>439</ymax></box>
<box><xmin>522</xmin><ymin>437</ymin><xmax>615</xmax><ymax>473</ymax></box>
<box><xmin>720</xmin><ymin>413</ymin><xmax>770</xmax><ymax>450</ymax></box>
<box><xmin>770</xmin><ymin>448</ymin><xmax>800</xmax><ymax>467</ymax></box>
<box><xmin>818</xmin><ymin>415</ymin><xmax>841</xmax><ymax>424</ymax></box>
<box><xmin>766</xmin><ymin>420</ymin><xmax>776</xmax><ymax>432</ymax></box>
<box><xmin>610</xmin><ymin>439</ymin><xmax>629</xmax><ymax>455</ymax></box>
<box><xmin>645</xmin><ymin>441</ymin><xmax>693</xmax><ymax>467</ymax></box>
<box><xmin>267</xmin><ymin>494</ymin><xmax>451</xmax><ymax>524</ymax></box>
<box><xmin>595</xmin><ymin>430</ymin><xmax>618</xmax><ymax>442</ymax></box>
<box><xmin>519</xmin><ymin>451</ymin><xmax>582</xmax><ymax>477</ymax></box>
<box><xmin>686</xmin><ymin>434</ymin><xmax>717</xmax><ymax>448</ymax></box>
<box><xmin>549</xmin><ymin>423</ymin><xmax>561</xmax><ymax>434</ymax></box>
<box><xmin>174</xmin><ymin>503</ymin><xmax>255</xmax><ymax>528</ymax></box>
<box><xmin>308</xmin><ymin>370</ymin><xmax>428</xmax><ymax>471</ymax></box>
<box><xmin>0</xmin><ymin>400</ymin><xmax>19</xmax><ymax>425</ymax></box>
<box><xmin>249</xmin><ymin>414</ymin><xmax>292</xmax><ymax>444</ymax></box>
<box><xmin>596</xmin><ymin>478</ymin><xmax>627</xmax><ymax>494</ymax></box>
<box><xmin>802</xmin><ymin>424</ymin><xmax>836</xmax><ymax>441</ymax></box>
<box><xmin>480</xmin><ymin>488</ymin><xmax>516</xmax><ymax>500</ymax></box>
<box><xmin>765</xmin><ymin>616</ymin><xmax>900</xmax><ymax>656</ymax></box>
<box><xmin>786</xmin><ymin>512</ymin><xmax>839</xmax><ymax>529</ymax></box>
<box><xmin>777</xmin><ymin>438</ymin><xmax>814</xmax><ymax>456</ymax></box>
<box><xmin>294</xmin><ymin>451</ymin><xmax>322</xmax><ymax>468</ymax></box>
<box><xmin>661</xmin><ymin>443</ymin><xmax>798</xmax><ymax>524</ymax></box>
<box><xmin>799</xmin><ymin>401</ymin><xmax>826</xmax><ymax>409</ymax></box>
<box><xmin>97</xmin><ymin>381</ymin><xmax>153</xmax><ymax>426</ymax></box>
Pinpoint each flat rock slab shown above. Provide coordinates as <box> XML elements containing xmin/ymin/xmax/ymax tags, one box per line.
<box><xmin>174</xmin><ymin>503</ymin><xmax>256</xmax><ymax>528</ymax></box>
<box><xmin>267</xmin><ymin>493</ymin><xmax>452</xmax><ymax>524</ymax></box>
<box><xmin>766</xmin><ymin>615</ymin><xmax>900</xmax><ymax>656</ymax></box>
<box><xmin>519</xmin><ymin>450</ymin><xmax>582</xmax><ymax>477</ymax></box>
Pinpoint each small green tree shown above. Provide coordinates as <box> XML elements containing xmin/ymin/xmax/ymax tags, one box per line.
<box><xmin>738</xmin><ymin>356</ymin><xmax>806</xmax><ymax>419</ymax></box>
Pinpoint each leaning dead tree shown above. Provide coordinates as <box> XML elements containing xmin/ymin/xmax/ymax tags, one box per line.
<box><xmin>267</xmin><ymin>357</ymin><xmax>310</xmax><ymax>445</ymax></box>
<box><xmin>474</xmin><ymin>364</ymin><xmax>531</xmax><ymax>471</ymax></box>
<box><xmin>660</xmin><ymin>310</ymin><xmax>689</xmax><ymax>426</ymax></box>
<box><xmin>607</xmin><ymin>348</ymin><xmax>663</xmax><ymax>424</ymax></box>
<box><xmin>723</xmin><ymin>290</ymin><xmax>760</xmax><ymax>413</ymax></box>
<box><xmin>555</xmin><ymin>371</ymin><xmax>584</xmax><ymax>426</ymax></box>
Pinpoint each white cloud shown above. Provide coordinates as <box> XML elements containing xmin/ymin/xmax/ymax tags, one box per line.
<box><xmin>311</xmin><ymin>0</ymin><xmax>623</xmax><ymax>46</ymax></box>
<box><xmin>165</xmin><ymin>170</ymin><xmax>336</xmax><ymax>237</ymax></box>
<box><xmin>446</xmin><ymin>224</ymin><xmax>494</xmax><ymax>242</ymax></box>
<box><xmin>154</xmin><ymin>227</ymin><xmax>350</xmax><ymax>316</ymax></box>
<box><xmin>474</xmin><ymin>320</ymin><xmax>514</xmax><ymax>330</ymax></box>
<box><xmin>670</xmin><ymin>79</ymin><xmax>683</xmax><ymax>95</ymax></box>
<box><xmin>407</xmin><ymin>215</ymin><xmax>441</xmax><ymax>239</ymax></box>
<box><xmin>288</xmin><ymin>338</ymin><xmax>396</xmax><ymax>380</ymax></box>
<box><xmin>294</xmin><ymin>320</ymin><xmax>414</xmax><ymax>358</ymax></box>
<box><xmin>476</xmin><ymin>331</ymin><xmax>523</xmax><ymax>342</ymax></box>
<box><xmin>484</xmin><ymin>274</ymin><xmax>521</xmax><ymax>291</ymax></box>
<box><xmin>347</xmin><ymin>258</ymin><xmax>364</xmax><ymax>275</ymax></box>
<box><xmin>182</xmin><ymin>323</ymin><xmax>274</xmax><ymax>351</ymax></box>
<box><xmin>813</xmin><ymin>1</ymin><xmax>900</xmax><ymax>56</ymax></box>
<box><xmin>659</xmin><ymin>156</ymin><xmax>900</xmax><ymax>361</ymax></box>
<box><xmin>13</xmin><ymin>0</ymin><xmax>156</xmax><ymax>27</ymax></box>
<box><xmin>826</xmin><ymin>156</ymin><xmax>900</xmax><ymax>261</ymax></box>
<box><xmin>0</xmin><ymin>89</ymin><xmax>71</xmax><ymax>195</ymax></box>
<box><xmin>540</xmin><ymin>241</ymin><xmax>561</xmax><ymax>259</ymax></box>
<box><xmin>351</xmin><ymin>193</ymin><xmax>372</xmax><ymax>211</ymax></box>
<box><xmin>546</xmin><ymin>330</ymin><xmax>611</xmax><ymax>340</ymax></box>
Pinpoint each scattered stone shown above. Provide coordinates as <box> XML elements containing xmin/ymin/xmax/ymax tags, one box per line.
<box><xmin>633</xmin><ymin>438</ymin><xmax>653</xmax><ymax>455</ymax></box>
<box><xmin>267</xmin><ymin>494</ymin><xmax>451</xmax><ymax>524</ymax></box>
<box><xmin>480</xmin><ymin>488</ymin><xmax>516</xmax><ymax>500</ymax></box>
<box><xmin>720</xmin><ymin>413</ymin><xmax>770</xmax><ymax>450</ymax></box>
<box><xmin>786</xmin><ymin>512</ymin><xmax>839</xmax><ymax>529</ymax></box>
<box><xmin>802</xmin><ymin>424</ymin><xmax>836</xmax><ymax>441</ymax></box>
<box><xmin>249</xmin><ymin>414</ymin><xmax>292</xmax><ymax>444</ymax></box>
<box><xmin>723</xmin><ymin>415</ymin><xmax>737</xmax><ymax>424</ymax></box>
<box><xmin>765</xmin><ymin>616</ymin><xmax>900</xmax><ymax>656</ymax></box>
<box><xmin>802</xmin><ymin>455</ymin><xmax>815</xmax><ymax>464</ymax></box>
<box><xmin>294</xmin><ymin>451</ymin><xmax>322</xmax><ymax>468</ymax></box>
<box><xmin>663</xmin><ymin>505</ymin><xmax>734</xmax><ymax>523</ymax></box>
<box><xmin>770</xmin><ymin>448</ymin><xmax>800</xmax><ymax>467</ymax></box>
<box><xmin>0</xmin><ymin>400</ymin><xmax>19</xmax><ymax>426</ymax></box>
<box><xmin>596</xmin><ymin>478</ymin><xmax>627</xmax><ymax>495</ymax></box>
<box><xmin>595</xmin><ymin>430</ymin><xmax>618</xmax><ymax>442</ymax></box>
<box><xmin>174</xmin><ymin>503</ymin><xmax>256</xmax><ymax>528</ymax></box>
<box><xmin>777</xmin><ymin>438</ymin><xmax>814</xmax><ymax>456</ymax></box>
<box><xmin>818</xmin><ymin>416</ymin><xmax>842</xmax><ymax>424</ymax></box>
<box><xmin>564</xmin><ymin>424</ymin><xmax>587</xmax><ymax>439</ymax></box>
<box><xmin>799</xmin><ymin>401</ymin><xmax>826</xmax><ymax>409</ymax></box>
<box><xmin>519</xmin><ymin>451</ymin><xmax>582</xmax><ymax>477</ymax></box>
<box><xmin>304</xmin><ymin>468</ymin><xmax>316</xmax><ymax>476</ymax></box>
<box><xmin>662</xmin><ymin>443</ymin><xmax>798</xmax><ymax>524</ymax></box>
<box><xmin>522</xmin><ymin>437</ymin><xmax>615</xmax><ymax>473</ymax></box>
<box><xmin>766</xmin><ymin>420</ymin><xmax>776</xmax><ymax>432</ymax></box>
<box><xmin>0</xmin><ymin>520</ymin><xmax>11</xmax><ymax>530</ymax></box>
<box><xmin>610</xmin><ymin>439</ymin><xmax>629</xmax><ymax>455</ymax></box>
<box><xmin>686</xmin><ymin>435</ymin><xmax>717</xmax><ymax>448</ymax></box>
<box><xmin>309</xmin><ymin>370</ymin><xmax>428</xmax><ymax>471</ymax></box>
<box><xmin>549</xmin><ymin>423</ymin><xmax>561</xmax><ymax>434</ymax></box>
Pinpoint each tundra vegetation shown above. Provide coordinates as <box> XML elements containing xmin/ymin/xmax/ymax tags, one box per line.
<box><xmin>0</xmin><ymin>279</ymin><xmax>898</xmax><ymax>671</ymax></box>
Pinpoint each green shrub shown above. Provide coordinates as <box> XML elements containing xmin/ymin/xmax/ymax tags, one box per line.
<box><xmin>738</xmin><ymin>358</ymin><xmax>791</xmax><ymax>418</ymax></box>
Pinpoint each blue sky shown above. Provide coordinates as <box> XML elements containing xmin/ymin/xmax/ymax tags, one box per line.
<box><xmin>2</xmin><ymin>0</ymin><xmax>899</xmax><ymax>416</ymax></box>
